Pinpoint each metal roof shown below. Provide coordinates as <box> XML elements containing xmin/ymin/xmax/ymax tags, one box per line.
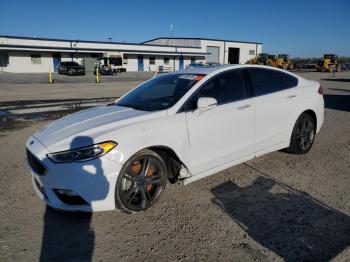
<box><xmin>0</xmin><ymin>44</ymin><xmax>209</xmax><ymax>56</ymax></box>
<box><xmin>0</xmin><ymin>35</ymin><xmax>202</xmax><ymax>49</ymax></box>
<box><xmin>142</xmin><ymin>37</ymin><xmax>263</xmax><ymax>45</ymax></box>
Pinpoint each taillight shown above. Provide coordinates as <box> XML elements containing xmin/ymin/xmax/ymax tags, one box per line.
<box><xmin>318</xmin><ymin>86</ymin><xmax>324</xmax><ymax>95</ymax></box>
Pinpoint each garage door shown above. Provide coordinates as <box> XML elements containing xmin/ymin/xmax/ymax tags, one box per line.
<box><xmin>83</xmin><ymin>57</ymin><xmax>98</xmax><ymax>73</ymax></box>
<box><xmin>206</xmin><ymin>46</ymin><xmax>220</xmax><ymax>63</ymax></box>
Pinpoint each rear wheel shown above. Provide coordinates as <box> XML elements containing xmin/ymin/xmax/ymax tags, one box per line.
<box><xmin>287</xmin><ymin>113</ymin><xmax>316</xmax><ymax>154</ymax></box>
<box><xmin>115</xmin><ymin>149</ymin><xmax>167</xmax><ymax>213</ymax></box>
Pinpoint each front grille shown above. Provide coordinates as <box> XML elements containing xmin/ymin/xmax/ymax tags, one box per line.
<box><xmin>26</xmin><ymin>149</ymin><xmax>46</xmax><ymax>175</ymax></box>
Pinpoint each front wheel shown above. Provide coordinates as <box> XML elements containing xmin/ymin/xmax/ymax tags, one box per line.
<box><xmin>287</xmin><ymin>113</ymin><xmax>316</xmax><ymax>154</ymax></box>
<box><xmin>115</xmin><ymin>149</ymin><xmax>167</xmax><ymax>213</ymax></box>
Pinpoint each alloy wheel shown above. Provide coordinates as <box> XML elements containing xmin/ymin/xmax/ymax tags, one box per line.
<box><xmin>296</xmin><ymin>118</ymin><xmax>315</xmax><ymax>151</ymax></box>
<box><xmin>119</xmin><ymin>155</ymin><xmax>166</xmax><ymax>212</ymax></box>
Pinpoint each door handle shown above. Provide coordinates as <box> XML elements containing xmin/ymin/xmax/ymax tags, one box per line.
<box><xmin>287</xmin><ymin>94</ymin><xmax>297</xmax><ymax>99</ymax></box>
<box><xmin>237</xmin><ymin>104</ymin><xmax>251</xmax><ymax>110</ymax></box>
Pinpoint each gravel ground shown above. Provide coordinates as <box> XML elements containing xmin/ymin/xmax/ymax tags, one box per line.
<box><xmin>0</xmin><ymin>71</ymin><xmax>349</xmax><ymax>261</ymax></box>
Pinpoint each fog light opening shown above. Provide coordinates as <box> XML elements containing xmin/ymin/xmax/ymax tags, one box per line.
<box><xmin>34</xmin><ymin>177</ymin><xmax>47</xmax><ymax>199</ymax></box>
<box><xmin>54</xmin><ymin>189</ymin><xmax>88</xmax><ymax>205</ymax></box>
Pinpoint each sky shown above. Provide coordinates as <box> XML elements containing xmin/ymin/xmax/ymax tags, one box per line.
<box><xmin>1</xmin><ymin>0</ymin><xmax>349</xmax><ymax>57</ymax></box>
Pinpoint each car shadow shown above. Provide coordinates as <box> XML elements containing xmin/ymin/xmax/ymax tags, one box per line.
<box><xmin>210</xmin><ymin>165</ymin><xmax>350</xmax><ymax>261</ymax></box>
<box><xmin>39</xmin><ymin>136</ymin><xmax>109</xmax><ymax>262</ymax></box>
<box><xmin>323</xmin><ymin>94</ymin><xmax>350</xmax><ymax>112</ymax></box>
<box><xmin>321</xmin><ymin>78</ymin><xmax>350</xmax><ymax>82</ymax></box>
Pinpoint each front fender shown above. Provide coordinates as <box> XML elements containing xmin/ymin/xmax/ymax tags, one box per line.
<box><xmin>104</xmin><ymin>113</ymin><xmax>190</xmax><ymax>169</ymax></box>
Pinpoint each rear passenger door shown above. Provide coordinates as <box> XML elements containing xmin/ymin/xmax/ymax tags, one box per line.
<box><xmin>246</xmin><ymin>68</ymin><xmax>299</xmax><ymax>156</ymax></box>
<box><xmin>184</xmin><ymin>69</ymin><xmax>255</xmax><ymax>175</ymax></box>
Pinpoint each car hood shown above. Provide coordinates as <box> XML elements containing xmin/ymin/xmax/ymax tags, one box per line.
<box><xmin>33</xmin><ymin>105</ymin><xmax>164</xmax><ymax>152</ymax></box>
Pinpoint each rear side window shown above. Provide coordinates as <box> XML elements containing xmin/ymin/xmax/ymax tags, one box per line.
<box><xmin>279</xmin><ymin>71</ymin><xmax>298</xmax><ymax>88</ymax></box>
<box><xmin>248</xmin><ymin>68</ymin><xmax>297</xmax><ymax>96</ymax></box>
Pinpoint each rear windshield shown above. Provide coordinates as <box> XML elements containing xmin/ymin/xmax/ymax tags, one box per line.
<box><xmin>116</xmin><ymin>73</ymin><xmax>205</xmax><ymax>111</ymax></box>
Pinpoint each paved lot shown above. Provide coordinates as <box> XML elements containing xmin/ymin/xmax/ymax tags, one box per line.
<box><xmin>0</xmin><ymin>71</ymin><xmax>349</xmax><ymax>261</ymax></box>
<box><xmin>0</xmin><ymin>72</ymin><xmax>154</xmax><ymax>102</ymax></box>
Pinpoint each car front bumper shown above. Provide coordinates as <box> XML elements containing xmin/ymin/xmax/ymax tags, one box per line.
<box><xmin>26</xmin><ymin>136</ymin><xmax>122</xmax><ymax>212</ymax></box>
<box><xmin>70</xmin><ymin>70</ymin><xmax>85</xmax><ymax>75</ymax></box>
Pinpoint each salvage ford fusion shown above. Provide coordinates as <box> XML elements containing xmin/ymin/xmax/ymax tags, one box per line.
<box><xmin>26</xmin><ymin>65</ymin><xmax>324</xmax><ymax>213</ymax></box>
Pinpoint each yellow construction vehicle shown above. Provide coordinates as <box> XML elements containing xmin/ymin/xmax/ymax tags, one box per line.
<box><xmin>247</xmin><ymin>53</ymin><xmax>273</xmax><ymax>66</ymax></box>
<box><xmin>246</xmin><ymin>54</ymin><xmax>264</xmax><ymax>65</ymax></box>
<box><xmin>276</xmin><ymin>54</ymin><xmax>294</xmax><ymax>70</ymax></box>
<box><xmin>317</xmin><ymin>54</ymin><xmax>340</xmax><ymax>72</ymax></box>
<box><xmin>266</xmin><ymin>55</ymin><xmax>278</xmax><ymax>67</ymax></box>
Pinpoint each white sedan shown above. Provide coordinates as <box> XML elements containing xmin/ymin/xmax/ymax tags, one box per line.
<box><xmin>26</xmin><ymin>65</ymin><xmax>324</xmax><ymax>213</ymax></box>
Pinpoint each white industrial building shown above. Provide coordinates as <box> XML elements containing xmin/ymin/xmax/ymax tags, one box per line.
<box><xmin>0</xmin><ymin>35</ymin><xmax>262</xmax><ymax>73</ymax></box>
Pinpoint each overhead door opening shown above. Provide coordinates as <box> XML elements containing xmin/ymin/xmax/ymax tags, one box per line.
<box><xmin>228</xmin><ymin>48</ymin><xmax>240</xmax><ymax>64</ymax></box>
<box><xmin>206</xmin><ymin>46</ymin><xmax>220</xmax><ymax>64</ymax></box>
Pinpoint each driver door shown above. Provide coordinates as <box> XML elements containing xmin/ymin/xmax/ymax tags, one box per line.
<box><xmin>184</xmin><ymin>70</ymin><xmax>255</xmax><ymax>175</ymax></box>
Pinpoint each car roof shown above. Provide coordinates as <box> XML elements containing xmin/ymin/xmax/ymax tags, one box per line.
<box><xmin>172</xmin><ymin>64</ymin><xmax>286</xmax><ymax>75</ymax></box>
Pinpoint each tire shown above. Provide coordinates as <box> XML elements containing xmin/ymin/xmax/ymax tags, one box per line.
<box><xmin>287</xmin><ymin>113</ymin><xmax>316</xmax><ymax>154</ymax></box>
<box><xmin>115</xmin><ymin>149</ymin><xmax>167</xmax><ymax>213</ymax></box>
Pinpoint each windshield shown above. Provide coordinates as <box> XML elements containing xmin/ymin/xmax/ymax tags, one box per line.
<box><xmin>116</xmin><ymin>73</ymin><xmax>205</xmax><ymax>111</ymax></box>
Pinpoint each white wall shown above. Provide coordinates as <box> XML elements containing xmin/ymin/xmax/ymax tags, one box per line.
<box><xmin>2</xmin><ymin>51</ymin><xmax>88</xmax><ymax>73</ymax></box>
<box><xmin>124</xmin><ymin>55</ymin><xmax>205</xmax><ymax>72</ymax></box>
<box><xmin>199</xmin><ymin>40</ymin><xmax>262</xmax><ymax>64</ymax></box>
<box><xmin>124</xmin><ymin>54</ymin><xmax>138</xmax><ymax>71</ymax></box>
<box><xmin>4</xmin><ymin>51</ymin><xmax>54</xmax><ymax>73</ymax></box>
<box><xmin>224</xmin><ymin>42</ymin><xmax>262</xmax><ymax>64</ymax></box>
<box><xmin>0</xmin><ymin>37</ymin><xmax>262</xmax><ymax>72</ymax></box>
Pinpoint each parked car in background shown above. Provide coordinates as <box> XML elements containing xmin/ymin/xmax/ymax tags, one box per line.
<box><xmin>205</xmin><ymin>62</ymin><xmax>221</xmax><ymax>67</ymax></box>
<box><xmin>185</xmin><ymin>63</ymin><xmax>204</xmax><ymax>69</ymax></box>
<box><xmin>93</xmin><ymin>64</ymin><xmax>117</xmax><ymax>76</ymax></box>
<box><xmin>26</xmin><ymin>65</ymin><xmax>324</xmax><ymax>213</ymax></box>
<box><xmin>58</xmin><ymin>61</ymin><xmax>85</xmax><ymax>76</ymax></box>
<box><xmin>341</xmin><ymin>63</ymin><xmax>350</xmax><ymax>71</ymax></box>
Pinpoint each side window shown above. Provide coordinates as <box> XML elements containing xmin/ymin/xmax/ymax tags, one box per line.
<box><xmin>278</xmin><ymin>71</ymin><xmax>298</xmax><ymax>88</ymax></box>
<box><xmin>248</xmin><ymin>68</ymin><xmax>290</xmax><ymax>96</ymax></box>
<box><xmin>183</xmin><ymin>70</ymin><xmax>246</xmax><ymax>111</ymax></box>
<box><xmin>213</xmin><ymin>70</ymin><xmax>246</xmax><ymax>104</ymax></box>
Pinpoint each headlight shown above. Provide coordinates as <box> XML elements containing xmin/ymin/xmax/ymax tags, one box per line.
<box><xmin>47</xmin><ymin>141</ymin><xmax>117</xmax><ymax>163</ymax></box>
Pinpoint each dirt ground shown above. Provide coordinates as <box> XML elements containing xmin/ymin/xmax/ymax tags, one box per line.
<box><xmin>0</xmin><ymin>71</ymin><xmax>349</xmax><ymax>261</ymax></box>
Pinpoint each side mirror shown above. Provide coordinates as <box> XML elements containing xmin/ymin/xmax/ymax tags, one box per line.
<box><xmin>197</xmin><ymin>97</ymin><xmax>217</xmax><ymax>110</ymax></box>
